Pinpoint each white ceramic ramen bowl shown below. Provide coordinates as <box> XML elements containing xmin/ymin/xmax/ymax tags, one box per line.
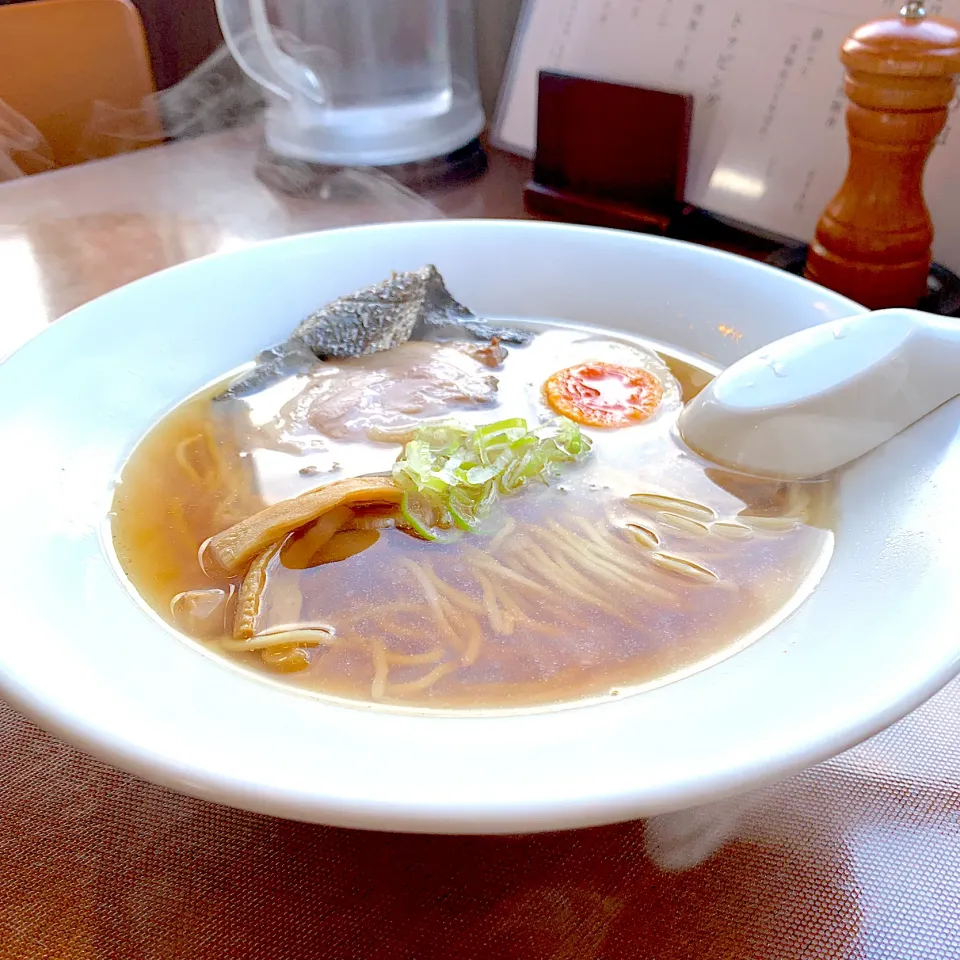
<box><xmin>0</xmin><ymin>220</ymin><xmax>958</xmax><ymax>834</ymax></box>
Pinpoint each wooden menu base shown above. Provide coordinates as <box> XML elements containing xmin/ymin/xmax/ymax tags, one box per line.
<box><xmin>523</xmin><ymin>182</ymin><xmax>683</xmax><ymax>236</ymax></box>
<box><xmin>522</xmin><ymin>71</ymin><xmax>692</xmax><ymax>237</ymax></box>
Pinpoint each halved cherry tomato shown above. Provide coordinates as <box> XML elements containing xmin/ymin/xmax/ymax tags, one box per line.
<box><xmin>544</xmin><ymin>361</ymin><xmax>664</xmax><ymax>428</ymax></box>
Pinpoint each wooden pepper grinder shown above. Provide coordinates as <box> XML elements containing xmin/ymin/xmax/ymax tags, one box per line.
<box><xmin>805</xmin><ymin>2</ymin><xmax>960</xmax><ymax>308</ymax></box>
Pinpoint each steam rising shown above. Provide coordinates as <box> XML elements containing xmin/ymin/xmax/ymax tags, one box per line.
<box><xmin>0</xmin><ymin>98</ymin><xmax>54</xmax><ymax>180</ymax></box>
<box><xmin>0</xmin><ymin>39</ymin><xmax>445</xmax><ymax>336</ymax></box>
<box><xmin>0</xmin><ymin>39</ymin><xmax>437</xmax><ymax>210</ymax></box>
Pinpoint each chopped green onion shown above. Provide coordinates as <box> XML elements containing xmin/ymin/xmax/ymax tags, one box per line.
<box><xmin>392</xmin><ymin>416</ymin><xmax>591</xmax><ymax>542</ymax></box>
<box><xmin>400</xmin><ymin>492</ymin><xmax>437</xmax><ymax>541</ymax></box>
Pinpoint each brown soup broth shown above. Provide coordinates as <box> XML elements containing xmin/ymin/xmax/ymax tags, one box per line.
<box><xmin>110</xmin><ymin>322</ymin><xmax>834</xmax><ymax>712</ymax></box>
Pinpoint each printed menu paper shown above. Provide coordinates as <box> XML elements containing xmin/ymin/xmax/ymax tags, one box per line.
<box><xmin>494</xmin><ymin>0</ymin><xmax>960</xmax><ymax>271</ymax></box>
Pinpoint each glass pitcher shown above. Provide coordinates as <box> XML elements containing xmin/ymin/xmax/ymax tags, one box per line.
<box><xmin>215</xmin><ymin>0</ymin><xmax>484</xmax><ymax>166</ymax></box>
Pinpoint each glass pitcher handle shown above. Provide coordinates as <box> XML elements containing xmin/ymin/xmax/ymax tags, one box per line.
<box><xmin>215</xmin><ymin>0</ymin><xmax>325</xmax><ymax>103</ymax></box>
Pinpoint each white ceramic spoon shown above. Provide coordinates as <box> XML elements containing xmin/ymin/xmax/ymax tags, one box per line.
<box><xmin>677</xmin><ymin>307</ymin><xmax>960</xmax><ymax>481</ymax></box>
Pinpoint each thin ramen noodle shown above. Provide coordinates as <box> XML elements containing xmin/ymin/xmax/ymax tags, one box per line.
<box><xmin>111</xmin><ymin>275</ymin><xmax>834</xmax><ymax>712</ymax></box>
